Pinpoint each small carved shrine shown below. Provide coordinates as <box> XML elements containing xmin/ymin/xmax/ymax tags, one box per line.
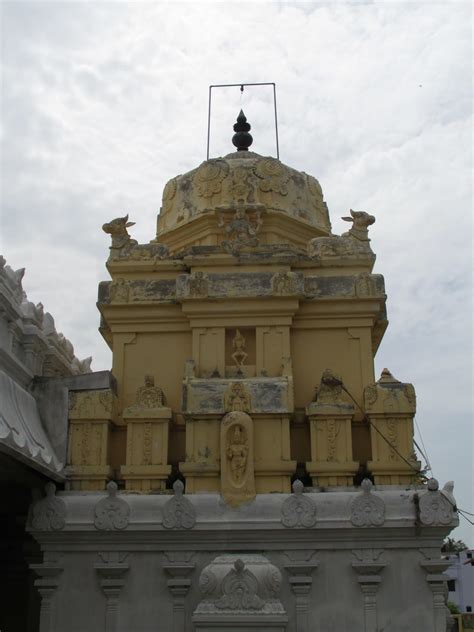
<box><xmin>24</xmin><ymin>110</ymin><xmax>458</xmax><ymax>632</ymax></box>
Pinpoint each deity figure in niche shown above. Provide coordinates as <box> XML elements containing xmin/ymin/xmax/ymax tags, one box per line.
<box><xmin>219</xmin><ymin>205</ymin><xmax>262</xmax><ymax>252</ymax></box>
<box><xmin>231</xmin><ymin>329</ymin><xmax>248</xmax><ymax>367</ymax></box>
<box><xmin>226</xmin><ymin>425</ymin><xmax>248</xmax><ymax>484</ymax></box>
<box><xmin>224</xmin><ymin>382</ymin><xmax>251</xmax><ymax>413</ymax></box>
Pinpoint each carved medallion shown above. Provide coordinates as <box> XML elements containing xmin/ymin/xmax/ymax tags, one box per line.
<box><xmin>351</xmin><ymin>478</ymin><xmax>385</xmax><ymax>527</ymax></box>
<box><xmin>162</xmin><ymin>479</ymin><xmax>196</xmax><ymax>529</ymax></box>
<box><xmin>216</xmin><ymin>559</ymin><xmax>264</xmax><ymax>610</ymax></box>
<box><xmin>254</xmin><ymin>158</ymin><xmax>289</xmax><ymax>195</ymax></box>
<box><xmin>281</xmin><ymin>479</ymin><xmax>317</xmax><ymax>528</ymax></box>
<box><xmin>194</xmin><ymin>159</ymin><xmax>229</xmax><ymax>198</ymax></box>
<box><xmin>31</xmin><ymin>482</ymin><xmax>66</xmax><ymax>531</ymax></box>
<box><xmin>94</xmin><ymin>481</ymin><xmax>130</xmax><ymax>530</ymax></box>
<box><xmin>419</xmin><ymin>479</ymin><xmax>455</xmax><ymax>526</ymax></box>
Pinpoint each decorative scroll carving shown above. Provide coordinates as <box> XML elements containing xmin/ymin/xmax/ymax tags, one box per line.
<box><xmin>308</xmin><ymin>209</ymin><xmax>375</xmax><ymax>259</ymax></box>
<box><xmin>125</xmin><ymin>375</ymin><xmax>164</xmax><ymax>413</ymax></box>
<box><xmin>231</xmin><ymin>329</ymin><xmax>248</xmax><ymax>367</ymax></box>
<box><xmin>418</xmin><ymin>479</ymin><xmax>456</xmax><ymax>526</ymax></box>
<box><xmin>315</xmin><ymin>368</ymin><xmax>345</xmax><ymax>404</ymax></box>
<box><xmin>224</xmin><ymin>382</ymin><xmax>251</xmax><ymax>413</ymax></box>
<box><xmin>281</xmin><ymin>479</ymin><xmax>317</xmax><ymax>528</ymax></box>
<box><xmin>351</xmin><ymin>479</ymin><xmax>385</xmax><ymax>527</ymax></box>
<box><xmin>218</xmin><ymin>206</ymin><xmax>263</xmax><ymax>254</ymax></box>
<box><xmin>195</xmin><ymin>159</ymin><xmax>229</xmax><ymax>197</ymax></box>
<box><xmin>163</xmin><ymin>480</ymin><xmax>196</xmax><ymax>529</ymax></box>
<box><xmin>31</xmin><ymin>482</ymin><xmax>66</xmax><ymax>531</ymax></box>
<box><xmin>94</xmin><ymin>481</ymin><xmax>130</xmax><ymax>531</ymax></box>
<box><xmin>254</xmin><ymin>158</ymin><xmax>289</xmax><ymax>195</ymax></box>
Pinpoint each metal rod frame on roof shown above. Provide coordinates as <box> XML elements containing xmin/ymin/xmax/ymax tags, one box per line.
<box><xmin>207</xmin><ymin>83</ymin><xmax>279</xmax><ymax>161</ymax></box>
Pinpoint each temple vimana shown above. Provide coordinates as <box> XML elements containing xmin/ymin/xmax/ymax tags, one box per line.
<box><xmin>0</xmin><ymin>110</ymin><xmax>459</xmax><ymax>632</ymax></box>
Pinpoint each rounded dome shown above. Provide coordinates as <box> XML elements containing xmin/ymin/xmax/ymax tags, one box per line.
<box><xmin>156</xmin><ymin>151</ymin><xmax>332</xmax><ymax>250</ymax></box>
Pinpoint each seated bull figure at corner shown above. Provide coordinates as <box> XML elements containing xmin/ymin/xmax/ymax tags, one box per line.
<box><xmin>308</xmin><ymin>209</ymin><xmax>375</xmax><ymax>259</ymax></box>
<box><xmin>102</xmin><ymin>214</ymin><xmax>138</xmax><ymax>257</ymax></box>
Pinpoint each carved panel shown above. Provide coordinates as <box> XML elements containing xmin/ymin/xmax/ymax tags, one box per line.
<box><xmin>94</xmin><ymin>481</ymin><xmax>130</xmax><ymax>530</ymax></box>
<box><xmin>281</xmin><ymin>480</ymin><xmax>317</xmax><ymax>528</ymax></box>
<box><xmin>162</xmin><ymin>480</ymin><xmax>196</xmax><ymax>529</ymax></box>
<box><xmin>351</xmin><ymin>479</ymin><xmax>385</xmax><ymax>527</ymax></box>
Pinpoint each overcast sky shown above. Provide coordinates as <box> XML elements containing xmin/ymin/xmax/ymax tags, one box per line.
<box><xmin>1</xmin><ymin>1</ymin><xmax>472</xmax><ymax>543</ymax></box>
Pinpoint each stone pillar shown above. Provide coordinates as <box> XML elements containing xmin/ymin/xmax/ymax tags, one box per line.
<box><xmin>67</xmin><ymin>389</ymin><xmax>117</xmax><ymax>490</ymax></box>
<box><xmin>352</xmin><ymin>555</ymin><xmax>386</xmax><ymax>632</ymax></box>
<box><xmin>30</xmin><ymin>556</ymin><xmax>63</xmax><ymax>632</ymax></box>
<box><xmin>164</xmin><ymin>562</ymin><xmax>195</xmax><ymax>632</ymax></box>
<box><xmin>306</xmin><ymin>370</ymin><xmax>358</xmax><ymax>486</ymax></box>
<box><xmin>365</xmin><ymin>369</ymin><xmax>421</xmax><ymax>485</ymax></box>
<box><xmin>121</xmin><ymin>376</ymin><xmax>172</xmax><ymax>491</ymax></box>
<box><xmin>284</xmin><ymin>562</ymin><xmax>319</xmax><ymax>632</ymax></box>
<box><xmin>94</xmin><ymin>553</ymin><xmax>129</xmax><ymax>632</ymax></box>
<box><xmin>420</xmin><ymin>559</ymin><xmax>452</xmax><ymax>632</ymax></box>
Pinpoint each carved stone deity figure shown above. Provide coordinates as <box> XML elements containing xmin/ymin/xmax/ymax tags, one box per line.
<box><xmin>219</xmin><ymin>205</ymin><xmax>263</xmax><ymax>253</ymax></box>
<box><xmin>226</xmin><ymin>425</ymin><xmax>249</xmax><ymax>485</ymax></box>
<box><xmin>224</xmin><ymin>382</ymin><xmax>251</xmax><ymax>413</ymax></box>
<box><xmin>231</xmin><ymin>329</ymin><xmax>248</xmax><ymax>367</ymax></box>
<box><xmin>126</xmin><ymin>375</ymin><xmax>164</xmax><ymax>412</ymax></box>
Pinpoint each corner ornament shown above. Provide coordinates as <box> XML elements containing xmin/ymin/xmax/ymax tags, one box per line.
<box><xmin>281</xmin><ymin>479</ymin><xmax>317</xmax><ymax>528</ymax></box>
<box><xmin>94</xmin><ymin>481</ymin><xmax>130</xmax><ymax>531</ymax></box>
<box><xmin>162</xmin><ymin>479</ymin><xmax>196</xmax><ymax>529</ymax></box>
<box><xmin>418</xmin><ymin>478</ymin><xmax>457</xmax><ymax>526</ymax></box>
<box><xmin>31</xmin><ymin>482</ymin><xmax>66</xmax><ymax>531</ymax></box>
<box><xmin>350</xmin><ymin>478</ymin><xmax>385</xmax><ymax>527</ymax></box>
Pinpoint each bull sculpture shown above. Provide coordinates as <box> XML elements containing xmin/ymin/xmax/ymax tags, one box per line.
<box><xmin>102</xmin><ymin>214</ymin><xmax>169</xmax><ymax>261</ymax></box>
<box><xmin>308</xmin><ymin>209</ymin><xmax>375</xmax><ymax>259</ymax></box>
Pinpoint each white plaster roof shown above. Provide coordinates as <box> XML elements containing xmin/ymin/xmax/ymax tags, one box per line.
<box><xmin>0</xmin><ymin>369</ymin><xmax>63</xmax><ymax>475</ymax></box>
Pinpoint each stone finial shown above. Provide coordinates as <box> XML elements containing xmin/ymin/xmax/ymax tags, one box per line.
<box><xmin>350</xmin><ymin>478</ymin><xmax>385</xmax><ymax>527</ymax></box>
<box><xmin>94</xmin><ymin>481</ymin><xmax>130</xmax><ymax>531</ymax></box>
<box><xmin>232</xmin><ymin>109</ymin><xmax>253</xmax><ymax>152</ymax></box>
<box><xmin>419</xmin><ymin>478</ymin><xmax>457</xmax><ymax>526</ymax></box>
<box><xmin>281</xmin><ymin>479</ymin><xmax>317</xmax><ymax>528</ymax></box>
<box><xmin>162</xmin><ymin>479</ymin><xmax>196</xmax><ymax>529</ymax></box>
<box><xmin>31</xmin><ymin>482</ymin><xmax>66</xmax><ymax>531</ymax></box>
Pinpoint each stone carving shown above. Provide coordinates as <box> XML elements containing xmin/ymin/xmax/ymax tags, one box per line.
<box><xmin>162</xmin><ymin>479</ymin><xmax>196</xmax><ymax>529</ymax></box>
<box><xmin>254</xmin><ymin>157</ymin><xmax>289</xmax><ymax>195</ymax></box>
<box><xmin>31</xmin><ymin>482</ymin><xmax>66</xmax><ymax>531</ymax></box>
<box><xmin>188</xmin><ymin>271</ymin><xmax>208</xmax><ymax>298</ymax></box>
<box><xmin>109</xmin><ymin>278</ymin><xmax>130</xmax><ymax>303</ymax></box>
<box><xmin>21</xmin><ymin>299</ymin><xmax>44</xmax><ymax>328</ymax></box>
<box><xmin>418</xmin><ymin>479</ymin><xmax>456</xmax><ymax>526</ymax></box>
<box><xmin>94</xmin><ymin>481</ymin><xmax>130</xmax><ymax>530</ymax></box>
<box><xmin>271</xmin><ymin>271</ymin><xmax>301</xmax><ymax>296</ymax></box>
<box><xmin>281</xmin><ymin>479</ymin><xmax>317</xmax><ymax>528</ymax></box>
<box><xmin>364</xmin><ymin>369</ymin><xmax>417</xmax><ymax>415</ymax></box>
<box><xmin>195</xmin><ymin>159</ymin><xmax>229</xmax><ymax>197</ymax></box>
<box><xmin>224</xmin><ymin>382</ymin><xmax>252</xmax><ymax>412</ymax></box>
<box><xmin>220</xmin><ymin>412</ymin><xmax>256</xmax><ymax>507</ymax></box>
<box><xmin>195</xmin><ymin>554</ymin><xmax>285</xmax><ymax>616</ymax></box>
<box><xmin>314</xmin><ymin>368</ymin><xmax>345</xmax><ymax>404</ymax></box>
<box><xmin>355</xmin><ymin>273</ymin><xmax>378</xmax><ymax>297</ymax></box>
<box><xmin>326</xmin><ymin>419</ymin><xmax>340</xmax><ymax>461</ymax></box>
<box><xmin>351</xmin><ymin>478</ymin><xmax>385</xmax><ymax>527</ymax></box>
<box><xmin>69</xmin><ymin>389</ymin><xmax>115</xmax><ymax>420</ymax></box>
<box><xmin>230</xmin><ymin>165</ymin><xmax>256</xmax><ymax>203</ymax></box>
<box><xmin>226</xmin><ymin>424</ymin><xmax>249</xmax><ymax>485</ymax></box>
<box><xmin>231</xmin><ymin>329</ymin><xmax>248</xmax><ymax>367</ymax></box>
<box><xmin>218</xmin><ymin>206</ymin><xmax>263</xmax><ymax>254</ymax></box>
<box><xmin>124</xmin><ymin>376</ymin><xmax>165</xmax><ymax>413</ymax></box>
<box><xmin>102</xmin><ymin>214</ymin><xmax>138</xmax><ymax>258</ymax></box>
<box><xmin>308</xmin><ymin>209</ymin><xmax>375</xmax><ymax>259</ymax></box>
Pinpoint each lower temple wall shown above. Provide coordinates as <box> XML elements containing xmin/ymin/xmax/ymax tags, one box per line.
<box><xmin>28</xmin><ymin>482</ymin><xmax>458</xmax><ymax>632</ymax></box>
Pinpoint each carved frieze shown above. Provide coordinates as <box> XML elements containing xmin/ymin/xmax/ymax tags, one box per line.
<box><xmin>31</xmin><ymin>482</ymin><xmax>66</xmax><ymax>531</ymax></box>
<box><xmin>194</xmin><ymin>159</ymin><xmax>229</xmax><ymax>197</ymax></box>
<box><xmin>162</xmin><ymin>480</ymin><xmax>196</xmax><ymax>529</ymax></box>
<box><xmin>418</xmin><ymin>479</ymin><xmax>457</xmax><ymax>526</ymax></box>
<box><xmin>254</xmin><ymin>158</ymin><xmax>289</xmax><ymax>195</ymax></box>
<box><xmin>351</xmin><ymin>479</ymin><xmax>385</xmax><ymax>527</ymax></box>
<box><xmin>94</xmin><ymin>481</ymin><xmax>130</xmax><ymax>530</ymax></box>
<box><xmin>281</xmin><ymin>480</ymin><xmax>317</xmax><ymax>528</ymax></box>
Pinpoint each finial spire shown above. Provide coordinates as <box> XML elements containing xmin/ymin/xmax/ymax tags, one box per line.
<box><xmin>232</xmin><ymin>109</ymin><xmax>253</xmax><ymax>152</ymax></box>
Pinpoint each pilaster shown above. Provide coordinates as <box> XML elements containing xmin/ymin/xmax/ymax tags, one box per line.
<box><xmin>94</xmin><ymin>552</ymin><xmax>129</xmax><ymax>632</ymax></box>
<box><xmin>351</xmin><ymin>555</ymin><xmax>386</xmax><ymax>632</ymax></box>
<box><xmin>420</xmin><ymin>558</ymin><xmax>452</xmax><ymax>632</ymax></box>
<box><xmin>284</xmin><ymin>560</ymin><xmax>319</xmax><ymax>632</ymax></box>
<box><xmin>30</xmin><ymin>555</ymin><xmax>63</xmax><ymax>632</ymax></box>
<box><xmin>164</xmin><ymin>560</ymin><xmax>195</xmax><ymax>632</ymax></box>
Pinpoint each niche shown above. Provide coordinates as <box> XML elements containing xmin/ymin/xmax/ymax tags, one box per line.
<box><xmin>225</xmin><ymin>328</ymin><xmax>256</xmax><ymax>378</ymax></box>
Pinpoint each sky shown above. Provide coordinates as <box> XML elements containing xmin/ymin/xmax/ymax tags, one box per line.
<box><xmin>1</xmin><ymin>1</ymin><xmax>472</xmax><ymax>543</ymax></box>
